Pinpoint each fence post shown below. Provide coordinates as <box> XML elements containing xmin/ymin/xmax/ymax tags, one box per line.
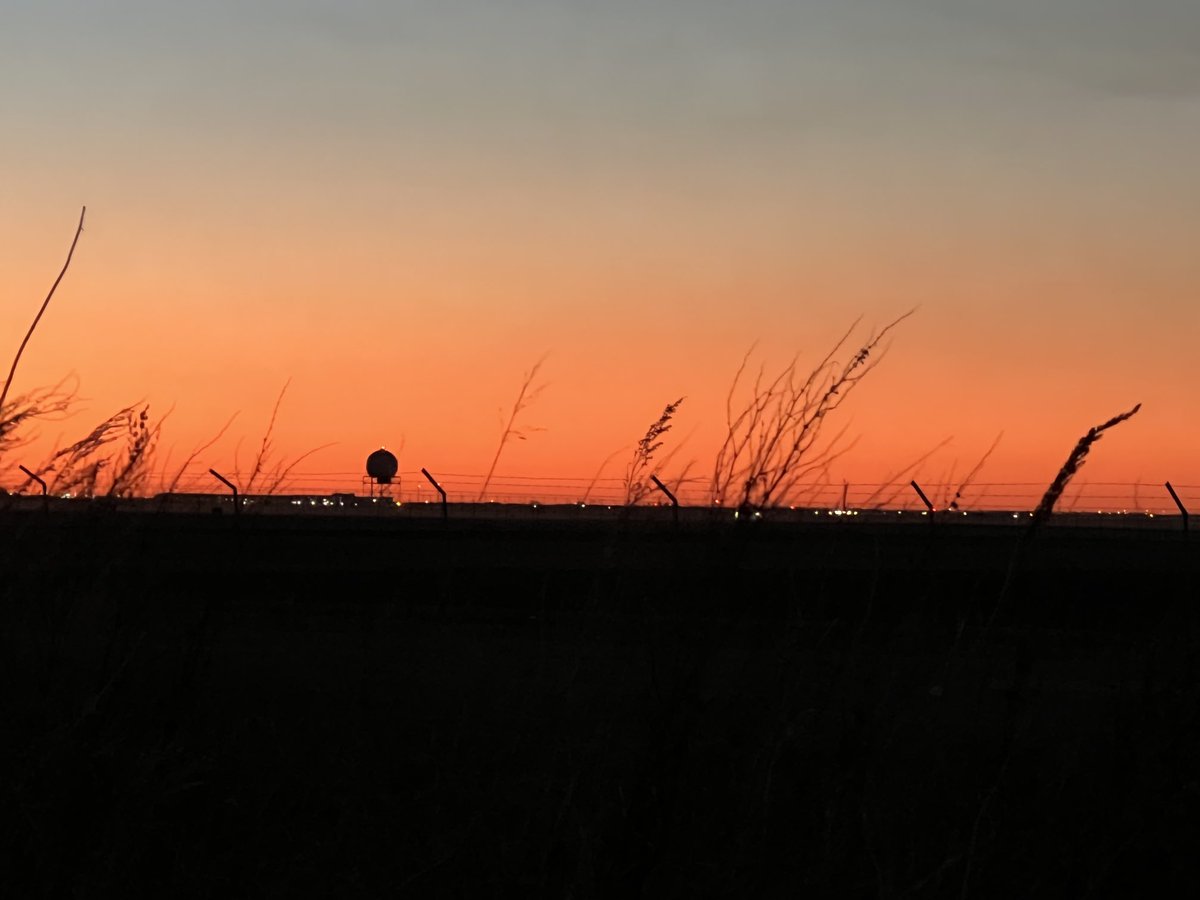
<box><xmin>18</xmin><ymin>464</ymin><xmax>48</xmax><ymax>511</ymax></box>
<box><xmin>910</xmin><ymin>480</ymin><xmax>934</xmax><ymax>516</ymax></box>
<box><xmin>18</xmin><ymin>464</ymin><xmax>46</xmax><ymax>496</ymax></box>
<box><xmin>421</xmin><ymin>468</ymin><xmax>448</xmax><ymax>520</ymax></box>
<box><xmin>650</xmin><ymin>474</ymin><xmax>679</xmax><ymax>526</ymax></box>
<box><xmin>1165</xmin><ymin>482</ymin><xmax>1189</xmax><ymax>534</ymax></box>
<box><xmin>209</xmin><ymin>468</ymin><xmax>239</xmax><ymax>515</ymax></box>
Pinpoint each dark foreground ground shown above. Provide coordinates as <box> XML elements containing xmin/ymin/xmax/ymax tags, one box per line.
<box><xmin>2</xmin><ymin>504</ymin><xmax>1198</xmax><ymax>897</ymax></box>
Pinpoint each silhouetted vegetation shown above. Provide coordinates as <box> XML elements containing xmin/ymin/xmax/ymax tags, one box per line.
<box><xmin>234</xmin><ymin>380</ymin><xmax>333</xmax><ymax>495</ymax></box>
<box><xmin>479</xmin><ymin>356</ymin><xmax>547</xmax><ymax>502</ymax></box>
<box><xmin>0</xmin><ymin>207</ymin><xmax>85</xmax><ymax>417</ymax></box>
<box><xmin>4</xmin><ymin>392</ymin><xmax>169</xmax><ymax>499</ymax></box>
<box><xmin>1032</xmin><ymin>403</ymin><xmax>1142</xmax><ymax>527</ymax></box>
<box><xmin>711</xmin><ymin>310</ymin><xmax>914</xmax><ymax>511</ymax></box>
<box><xmin>162</xmin><ymin>411</ymin><xmax>240</xmax><ymax>494</ymax></box>
<box><xmin>943</xmin><ymin>431</ymin><xmax>1004</xmax><ymax>511</ymax></box>
<box><xmin>33</xmin><ymin>403</ymin><xmax>164</xmax><ymax>498</ymax></box>
<box><xmin>624</xmin><ymin>397</ymin><xmax>684</xmax><ymax>505</ymax></box>
<box><xmin>0</xmin><ymin>378</ymin><xmax>78</xmax><ymax>463</ymax></box>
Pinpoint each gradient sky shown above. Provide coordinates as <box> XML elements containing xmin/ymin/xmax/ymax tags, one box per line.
<box><xmin>3</xmin><ymin>1</ymin><xmax>1198</xmax><ymax>504</ymax></box>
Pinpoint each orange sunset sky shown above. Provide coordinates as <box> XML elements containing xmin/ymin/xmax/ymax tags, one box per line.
<box><xmin>3</xmin><ymin>1</ymin><xmax>1198</xmax><ymax>507</ymax></box>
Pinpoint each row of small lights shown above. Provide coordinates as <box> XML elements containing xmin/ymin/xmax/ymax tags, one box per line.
<box><xmin>268</xmin><ymin>498</ymin><xmax>1173</xmax><ymax>518</ymax></box>
<box><xmin>26</xmin><ymin>494</ymin><xmax>1182</xmax><ymax>516</ymax></box>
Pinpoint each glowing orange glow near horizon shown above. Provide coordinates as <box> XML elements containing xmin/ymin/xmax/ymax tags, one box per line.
<box><xmin>5</xmin><ymin>201</ymin><xmax>1196</xmax><ymax>509</ymax></box>
<box><xmin>3</xmin><ymin>3</ymin><xmax>1198</xmax><ymax>508</ymax></box>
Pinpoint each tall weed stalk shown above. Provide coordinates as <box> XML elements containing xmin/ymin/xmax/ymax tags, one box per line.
<box><xmin>712</xmin><ymin>310</ymin><xmax>914</xmax><ymax>510</ymax></box>
<box><xmin>625</xmin><ymin>398</ymin><xmax>684</xmax><ymax>505</ymax></box>
<box><xmin>478</xmin><ymin>356</ymin><xmax>547</xmax><ymax>502</ymax></box>
<box><xmin>1030</xmin><ymin>404</ymin><xmax>1141</xmax><ymax>527</ymax></box>
<box><xmin>0</xmin><ymin>208</ymin><xmax>86</xmax><ymax>415</ymax></box>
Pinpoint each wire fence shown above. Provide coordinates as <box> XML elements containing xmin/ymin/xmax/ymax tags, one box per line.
<box><xmin>150</xmin><ymin>466</ymin><xmax>1199</xmax><ymax>516</ymax></box>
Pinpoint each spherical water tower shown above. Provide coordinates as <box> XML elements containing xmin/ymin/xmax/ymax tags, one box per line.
<box><xmin>366</xmin><ymin>447</ymin><xmax>399</xmax><ymax>496</ymax></box>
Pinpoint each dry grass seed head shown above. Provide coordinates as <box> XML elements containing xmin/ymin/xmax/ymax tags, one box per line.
<box><xmin>625</xmin><ymin>397</ymin><xmax>685</xmax><ymax>505</ymax></box>
<box><xmin>1031</xmin><ymin>403</ymin><xmax>1141</xmax><ymax>526</ymax></box>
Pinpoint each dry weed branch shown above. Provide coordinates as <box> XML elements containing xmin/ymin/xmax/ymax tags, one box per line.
<box><xmin>31</xmin><ymin>405</ymin><xmax>150</xmax><ymax>497</ymax></box>
<box><xmin>581</xmin><ymin>446</ymin><xmax>625</xmax><ymax>504</ymax></box>
<box><xmin>478</xmin><ymin>356</ymin><xmax>547</xmax><ymax>502</ymax></box>
<box><xmin>229</xmin><ymin>380</ymin><xmax>333</xmax><ymax>495</ymax></box>
<box><xmin>664</xmin><ymin>459</ymin><xmax>699</xmax><ymax>498</ymax></box>
<box><xmin>1030</xmin><ymin>404</ymin><xmax>1141</xmax><ymax>527</ymax></box>
<box><xmin>107</xmin><ymin>404</ymin><xmax>170</xmax><ymax>497</ymax></box>
<box><xmin>163</xmin><ymin>411</ymin><xmax>240</xmax><ymax>494</ymax></box>
<box><xmin>260</xmin><ymin>442</ymin><xmax>337</xmax><ymax>495</ymax></box>
<box><xmin>0</xmin><ymin>207</ymin><xmax>86</xmax><ymax>415</ymax></box>
<box><xmin>625</xmin><ymin>397</ymin><xmax>684</xmax><ymax>505</ymax></box>
<box><xmin>711</xmin><ymin>310</ymin><xmax>914</xmax><ymax>510</ymax></box>
<box><xmin>860</xmin><ymin>436</ymin><xmax>954</xmax><ymax>509</ymax></box>
<box><xmin>0</xmin><ymin>377</ymin><xmax>79</xmax><ymax>465</ymax></box>
<box><xmin>947</xmin><ymin>432</ymin><xmax>1003</xmax><ymax>511</ymax></box>
<box><xmin>244</xmin><ymin>379</ymin><xmax>291</xmax><ymax>493</ymax></box>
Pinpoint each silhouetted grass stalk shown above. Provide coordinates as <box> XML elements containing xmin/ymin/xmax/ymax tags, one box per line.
<box><xmin>624</xmin><ymin>397</ymin><xmax>684</xmax><ymax>505</ymax></box>
<box><xmin>28</xmin><ymin>403</ymin><xmax>164</xmax><ymax>498</ymax></box>
<box><xmin>581</xmin><ymin>447</ymin><xmax>624</xmax><ymax>504</ymax></box>
<box><xmin>244</xmin><ymin>379</ymin><xmax>291</xmax><ymax>493</ymax></box>
<box><xmin>108</xmin><ymin>404</ymin><xmax>170</xmax><ymax>497</ymax></box>
<box><xmin>948</xmin><ymin>432</ymin><xmax>1003</xmax><ymax>511</ymax></box>
<box><xmin>712</xmin><ymin>310</ymin><xmax>914</xmax><ymax>510</ymax></box>
<box><xmin>233</xmin><ymin>380</ymin><xmax>335</xmax><ymax>495</ymax></box>
<box><xmin>163</xmin><ymin>411</ymin><xmax>239</xmax><ymax>494</ymax></box>
<box><xmin>985</xmin><ymin>403</ymin><xmax>1143</xmax><ymax>634</ymax></box>
<box><xmin>0</xmin><ymin>207</ymin><xmax>86</xmax><ymax>417</ymax></box>
<box><xmin>1030</xmin><ymin>404</ymin><xmax>1141</xmax><ymax>527</ymax></box>
<box><xmin>860</xmin><ymin>437</ymin><xmax>954</xmax><ymax>509</ymax></box>
<box><xmin>1</xmin><ymin>378</ymin><xmax>79</xmax><ymax>467</ymax></box>
<box><xmin>478</xmin><ymin>357</ymin><xmax>547</xmax><ymax>502</ymax></box>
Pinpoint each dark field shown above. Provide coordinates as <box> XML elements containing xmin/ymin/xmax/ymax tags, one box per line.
<box><xmin>2</xmin><ymin>503</ymin><xmax>1198</xmax><ymax>897</ymax></box>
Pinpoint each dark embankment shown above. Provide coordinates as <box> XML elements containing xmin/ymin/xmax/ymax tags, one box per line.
<box><xmin>2</xmin><ymin>505</ymin><xmax>1197</xmax><ymax>897</ymax></box>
